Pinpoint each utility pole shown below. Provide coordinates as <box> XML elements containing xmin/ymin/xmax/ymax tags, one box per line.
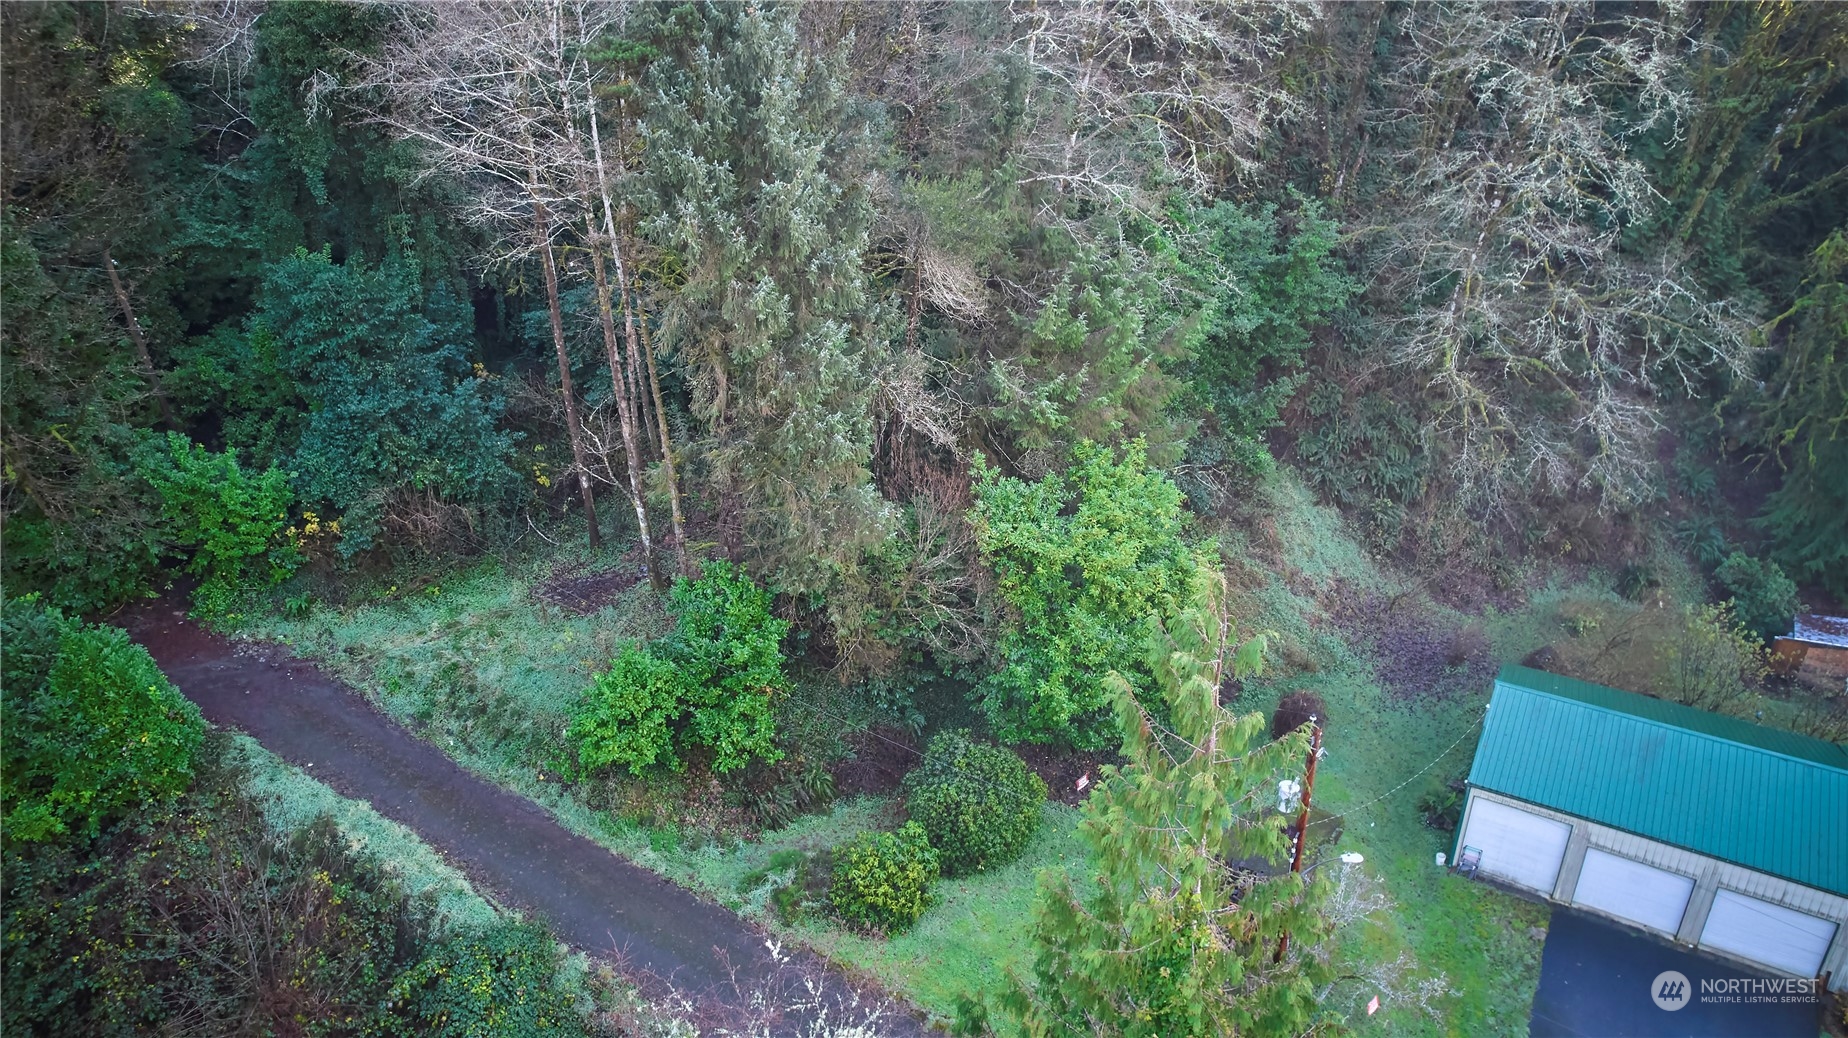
<box><xmin>1275</xmin><ymin>717</ymin><xmax>1322</xmax><ymax>964</ymax></box>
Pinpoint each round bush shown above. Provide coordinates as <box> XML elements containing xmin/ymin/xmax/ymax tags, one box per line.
<box><xmin>902</xmin><ymin>730</ymin><xmax>1046</xmax><ymax>876</ymax></box>
<box><xmin>829</xmin><ymin>821</ymin><xmax>939</xmax><ymax>934</ymax></box>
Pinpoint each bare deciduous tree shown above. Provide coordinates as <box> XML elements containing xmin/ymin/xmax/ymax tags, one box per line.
<box><xmin>355</xmin><ymin>0</ymin><xmax>682</xmax><ymax>558</ymax></box>
<box><xmin>1361</xmin><ymin>2</ymin><xmax>1754</xmax><ymax>510</ymax></box>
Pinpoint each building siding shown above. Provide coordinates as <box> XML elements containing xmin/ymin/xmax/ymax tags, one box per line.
<box><xmin>1464</xmin><ymin>789</ymin><xmax>1848</xmax><ymax>992</ymax></box>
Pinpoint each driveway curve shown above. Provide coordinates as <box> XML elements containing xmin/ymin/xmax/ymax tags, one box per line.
<box><xmin>120</xmin><ymin>600</ymin><xmax>924</xmax><ymax>1035</ymax></box>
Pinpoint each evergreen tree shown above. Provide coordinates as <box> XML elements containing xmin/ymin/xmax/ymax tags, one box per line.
<box><xmin>252</xmin><ymin>248</ymin><xmax>516</xmax><ymax>552</ymax></box>
<box><xmin>1759</xmin><ymin>232</ymin><xmax>1848</xmax><ymax>598</ymax></box>
<box><xmin>640</xmin><ymin>2</ymin><xmax>890</xmax><ymax>596</ymax></box>
<box><xmin>978</xmin><ymin>577</ymin><xmax>1333</xmax><ymax>1037</ymax></box>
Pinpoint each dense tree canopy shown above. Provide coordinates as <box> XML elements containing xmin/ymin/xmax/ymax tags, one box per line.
<box><xmin>5</xmin><ymin>2</ymin><xmax>1845</xmax><ymax>1033</ymax></box>
<box><xmin>4</xmin><ymin>0</ymin><xmax>1841</xmax><ymax>617</ymax></box>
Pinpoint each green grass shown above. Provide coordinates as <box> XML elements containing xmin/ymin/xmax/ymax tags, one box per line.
<box><xmin>237</xmin><ymin>547</ymin><xmax>1077</xmax><ymax>1027</ymax></box>
<box><xmin>657</xmin><ymin>796</ymin><xmax>1089</xmax><ymax>1020</ymax></box>
<box><xmin>1226</xmin><ymin>470</ymin><xmax>1555</xmax><ymax>1036</ymax></box>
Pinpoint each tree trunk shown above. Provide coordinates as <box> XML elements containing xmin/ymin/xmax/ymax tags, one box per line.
<box><xmin>536</xmin><ymin>205</ymin><xmax>601</xmax><ymax>548</ymax></box>
<box><xmin>592</xmin><ymin>93</ymin><xmax>690</xmax><ymax>577</ymax></box>
<box><xmin>103</xmin><ymin>249</ymin><xmax>178</xmax><ymax>431</ymax></box>
<box><xmin>632</xmin><ymin>289</ymin><xmax>688</xmax><ymax>576</ymax></box>
<box><xmin>584</xmin><ymin>213</ymin><xmax>658</xmax><ymax>586</ymax></box>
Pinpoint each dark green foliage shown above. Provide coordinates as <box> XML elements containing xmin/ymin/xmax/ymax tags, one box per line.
<box><xmin>971</xmin><ymin>442</ymin><xmax>1206</xmax><ymax>747</ymax></box>
<box><xmin>731</xmin><ymin>755</ymin><xmax>837</xmax><ymax>830</ymax></box>
<box><xmin>1</xmin><ymin>599</ymin><xmax>204</xmax><ymax>843</ymax></box>
<box><xmin>1</xmin><ymin>743</ymin><xmax>432</xmax><ymax>1037</ymax></box>
<box><xmin>901</xmin><ymin>731</ymin><xmax>1046</xmax><ymax>876</ymax></box>
<box><xmin>1759</xmin><ymin>232</ymin><xmax>1848</xmax><ymax>599</ymax></box>
<box><xmin>1714</xmin><ymin>552</ymin><xmax>1801</xmax><ymax>643</ymax></box>
<box><xmin>829</xmin><ymin>821</ymin><xmax>940</xmax><ymax>934</ymax></box>
<box><xmin>570</xmin><ymin>562</ymin><xmax>789</xmax><ymax>775</ymax></box>
<box><xmin>1676</xmin><ymin>514</ymin><xmax>1732</xmax><ymax>571</ymax></box>
<box><xmin>1181</xmin><ymin>197</ymin><xmax>1356</xmax><ymax>487</ymax></box>
<box><xmin>136</xmin><ymin>431</ymin><xmax>300</xmax><ymax>615</ymax></box>
<box><xmin>0</xmin><ymin>221</ymin><xmax>167</xmax><ymax>612</ymax></box>
<box><xmin>1418</xmin><ymin>780</ymin><xmax>1466</xmax><ymax>833</ymax></box>
<box><xmin>381</xmin><ymin>921</ymin><xmax>584</xmax><ymax>1038</ymax></box>
<box><xmin>1294</xmin><ymin>381</ymin><xmax>1428</xmax><ymax>542</ymax></box>
<box><xmin>248</xmin><ymin>249</ymin><xmax>516</xmax><ymax>549</ymax></box>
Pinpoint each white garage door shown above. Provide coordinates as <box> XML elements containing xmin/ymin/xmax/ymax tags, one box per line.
<box><xmin>1699</xmin><ymin>889</ymin><xmax>1838</xmax><ymax>977</ymax></box>
<box><xmin>1459</xmin><ymin>797</ymin><xmax>1572</xmax><ymax>894</ymax></box>
<box><xmin>1571</xmin><ymin>848</ymin><xmax>1694</xmax><ymax>934</ymax></box>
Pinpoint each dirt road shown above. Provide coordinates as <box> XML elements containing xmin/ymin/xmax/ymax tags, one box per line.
<box><xmin>122</xmin><ymin>601</ymin><xmax>924</xmax><ymax>1035</ymax></box>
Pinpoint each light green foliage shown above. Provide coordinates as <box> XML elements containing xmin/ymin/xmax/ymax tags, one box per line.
<box><xmin>381</xmin><ymin>921</ymin><xmax>584</xmax><ymax>1038</ymax></box>
<box><xmin>972</xmin><ymin>441</ymin><xmax>1207</xmax><ymax>747</ymax></box>
<box><xmin>1713</xmin><ymin>552</ymin><xmax>1801</xmax><ymax>643</ymax></box>
<box><xmin>1181</xmin><ymin>196</ymin><xmax>1356</xmax><ymax>483</ymax></box>
<box><xmin>1659</xmin><ymin>602</ymin><xmax>1769</xmax><ymax>719</ymax></box>
<box><xmin>567</xmin><ymin>646</ymin><xmax>682</xmax><ymax>777</ymax></box>
<box><xmin>991</xmin><ymin>253</ymin><xmax>1190</xmax><ymax>463</ymax></box>
<box><xmin>1</xmin><ymin>599</ymin><xmax>204</xmax><ymax>842</ymax></box>
<box><xmin>136</xmin><ymin>432</ymin><xmax>299</xmax><ymax>615</ymax></box>
<box><xmin>829</xmin><ymin>821</ymin><xmax>940</xmax><ymax>934</ymax></box>
<box><xmin>570</xmin><ymin>562</ymin><xmax>788</xmax><ymax>775</ymax></box>
<box><xmin>985</xmin><ymin>581</ymin><xmax>1333</xmax><ymax>1038</ymax></box>
<box><xmin>902</xmin><ymin>731</ymin><xmax>1046</xmax><ymax>876</ymax></box>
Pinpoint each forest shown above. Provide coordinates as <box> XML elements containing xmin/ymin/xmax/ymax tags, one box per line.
<box><xmin>3</xmin><ymin>1</ymin><xmax>1845</xmax><ymax>1035</ymax></box>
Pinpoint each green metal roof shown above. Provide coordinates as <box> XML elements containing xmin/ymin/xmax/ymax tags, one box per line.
<box><xmin>1468</xmin><ymin>665</ymin><xmax>1848</xmax><ymax>896</ymax></box>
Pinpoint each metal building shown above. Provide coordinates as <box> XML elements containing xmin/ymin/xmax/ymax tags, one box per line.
<box><xmin>1455</xmin><ymin>666</ymin><xmax>1848</xmax><ymax>991</ymax></box>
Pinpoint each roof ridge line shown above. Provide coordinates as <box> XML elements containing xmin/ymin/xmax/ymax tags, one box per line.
<box><xmin>1495</xmin><ymin>678</ymin><xmax>1848</xmax><ymax>776</ymax></box>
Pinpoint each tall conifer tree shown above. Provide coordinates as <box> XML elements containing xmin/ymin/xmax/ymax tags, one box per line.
<box><xmin>641</xmin><ymin>2</ymin><xmax>889</xmax><ymax>596</ymax></box>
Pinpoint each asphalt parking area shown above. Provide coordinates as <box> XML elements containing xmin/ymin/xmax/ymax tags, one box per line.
<box><xmin>1529</xmin><ymin>909</ymin><xmax>1823</xmax><ymax>1037</ymax></box>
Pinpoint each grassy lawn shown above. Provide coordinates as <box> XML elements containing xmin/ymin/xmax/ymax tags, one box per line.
<box><xmin>234</xmin><ymin>469</ymin><xmax>1641</xmax><ymax>1033</ymax></box>
<box><xmin>1223</xmin><ymin>474</ymin><xmax>1570</xmax><ymax>1036</ymax></box>
<box><xmin>231</xmin><ymin>733</ymin><xmax>503</xmax><ymax>935</ymax></box>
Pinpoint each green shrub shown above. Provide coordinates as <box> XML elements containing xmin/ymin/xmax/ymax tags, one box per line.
<box><xmin>566</xmin><ymin>646</ymin><xmax>682</xmax><ymax>776</ymax></box>
<box><xmin>2</xmin><ymin>741</ymin><xmax>433</xmax><ymax>1036</ymax></box>
<box><xmin>1714</xmin><ymin>552</ymin><xmax>1801</xmax><ymax>643</ymax></box>
<box><xmin>902</xmin><ymin>731</ymin><xmax>1046</xmax><ymax>876</ymax></box>
<box><xmin>136</xmin><ymin>432</ymin><xmax>300</xmax><ymax>616</ymax></box>
<box><xmin>569</xmin><ymin>561</ymin><xmax>788</xmax><ymax>775</ymax></box>
<box><xmin>972</xmin><ymin>441</ymin><xmax>1208</xmax><ymax>747</ymax></box>
<box><xmin>381</xmin><ymin>921</ymin><xmax>583</xmax><ymax>1038</ymax></box>
<box><xmin>1</xmin><ymin>598</ymin><xmax>205</xmax><ymax>842</ymax></box>
<box><xmin>829</xmin><ymin>822</ymin><xmax>940</xmax><ymax>934</ymax></box>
